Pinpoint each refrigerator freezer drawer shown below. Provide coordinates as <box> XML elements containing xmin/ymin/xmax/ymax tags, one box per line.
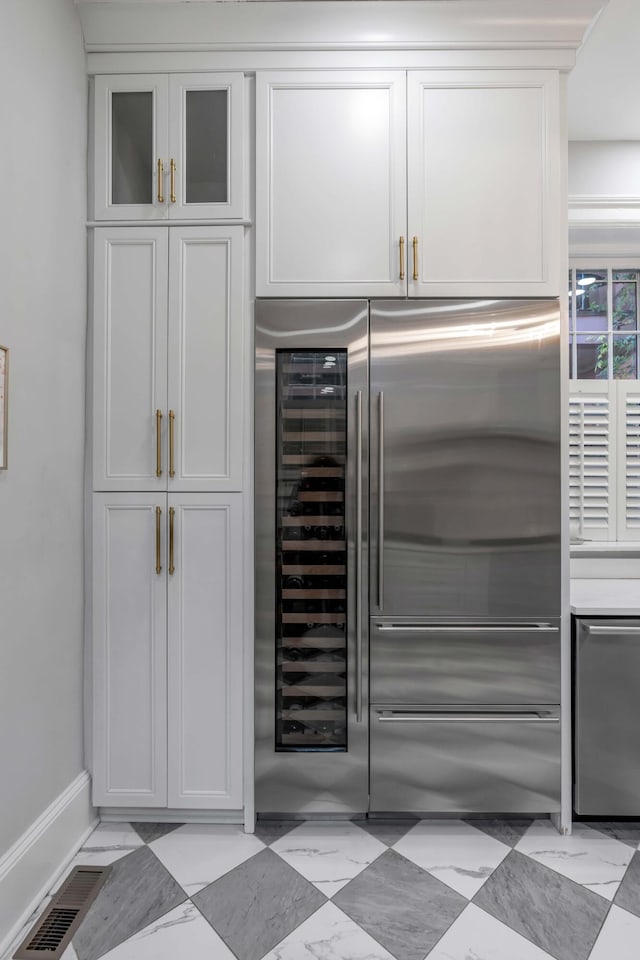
<box><xmin>369</xmin><ymin>705</ymin><xmax>561</xmax><ymax>814</ymax></box>
<box><xmin>370</xmin><ymin>620</ymin><xmax>560</xmax><ymax>704</ymax></box>
<box><xmin>575</xmin><ymin>618</ymin><xmax>640</xmax><ymax>815</ymax></box>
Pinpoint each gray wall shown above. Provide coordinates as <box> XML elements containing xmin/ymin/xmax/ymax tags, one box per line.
<box><xmin>0</xmin><ymin>0</ymin><xmax>87</xmax><ymax>854</ymax></box>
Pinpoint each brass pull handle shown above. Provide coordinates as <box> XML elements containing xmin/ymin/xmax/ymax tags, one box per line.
<box><xmin>169</xmin><ymin>507</ymin><xmax>175</xmax><ymax>576</ymax></box>
<box><xmin>399</xmin><ymin>236</ymin><xmax>405</xmax><ymax>281</ymax></box>
<box><xmin>170</xmin><ymin>159</ymin><xmax>176</xmax><ymax>203</ymax></box>
<box><xmin>156</xmin><ymin>409</ymin><xmax>163</xmax><ymax>477</ymax></box>
<box><xmin>155</xmin><ymin>506</ymin><xmax>162</xmax><ymax>574</ymax></box>
<box><xmin>169</xmin><ymin>410</ymin><xmax>175</xmax><ymax>478</ymax></box>
<box><xmin>157</xmin><ymin>159</ymin><xmax>164</xmax><ymax>204</ymax></box>
<box><xmin>412</xmin><ymin>236</ymin><xmax>418</xmax><ymax>281</ymax></box>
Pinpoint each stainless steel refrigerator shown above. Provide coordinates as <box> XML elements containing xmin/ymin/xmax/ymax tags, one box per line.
<box><xmin>255</xmin><ymin>299</ymin><xmax>561</xmax><ymax>816</ymax></box>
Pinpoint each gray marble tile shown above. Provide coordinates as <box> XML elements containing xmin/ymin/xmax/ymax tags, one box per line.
<box><xmin>130</xmin><ymin>822</ymin><xmax>183</xmax><ymax>844</ymax></box>
<box><xmin>253</xmin><ymin>819</ymin><xmax>299</xmax><ymax>846</ymax></box>
<box><xmin>614</xmin><ymin>850</ymin><xmax>640</xmax><ymax>918</ymax></box>
<box><xmin>333</xmin><ymin>848</ymin><xmax>467</xmax><ymax>960</ymax></box>
<box><xmin>357</xmin><ymin>818</ymin><xmax>419</xmax><ymax>846</ymax></box>
<box><xmin>589</xmin><ymin>821</ymin><xmax>640</xmax><ymax>849</ymax></box>
<box><xmin>193</xmin><ymin>847</ymin><xmax>326</xmax><ymax>960</ymax></box>
<box><xmin>463</xmin><ymin>818</ymin><xmax>534</xmax><ymax>848</ymax></box>
<box><xmin>73</xmin><ymin>846</ymin><xmax>186</xmax><ymax>960</ymax></box>
<box><xmin>473</xmin><ymin>850</ymin><xmax>609</xmax><ymax>960</ymax></box>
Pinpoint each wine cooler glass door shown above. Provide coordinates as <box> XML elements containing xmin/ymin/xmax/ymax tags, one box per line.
<box><xmin>276</xmin><ymin>351</ymin><xmax>348</xmax><ymax>751</ymax></box>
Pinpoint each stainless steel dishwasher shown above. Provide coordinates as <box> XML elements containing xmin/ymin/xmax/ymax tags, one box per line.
<box><xmin>575</xmin><ymin>617</ymin><xmax>640</xmax><ymax>815</ymax></box>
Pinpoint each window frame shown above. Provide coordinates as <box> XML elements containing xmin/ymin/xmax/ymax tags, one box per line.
<box><xmin>569</xmin><ymin>257</ymin><xmax>640</xmax><ymax>382</ymax></box>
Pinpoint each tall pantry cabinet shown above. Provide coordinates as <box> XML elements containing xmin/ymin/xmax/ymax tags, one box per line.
<box><xmin>90</xmin><ymin>75</ymin><xmax>247</xmax><ymax>811</ymax></box>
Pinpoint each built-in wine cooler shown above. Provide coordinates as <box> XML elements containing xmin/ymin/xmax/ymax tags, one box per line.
<box><xmin>255</xmin><ymin>300</ymin><xmax>369</xmax><ymax>813</ymax></box>
<box><xmin>276</xmin><ymin>350</ymin><xmax>348</xmax><ymax>751</ymax></box>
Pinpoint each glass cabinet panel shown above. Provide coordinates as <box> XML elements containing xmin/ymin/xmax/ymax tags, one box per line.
<box><xmin>275</xmin><ymin>350</ymin><xmax>348</xmax><ymax>751</ymax></box>
<box><xmin>185</xmin><ymin>90</ymin><xmax>228</xmax><ymax>204</ymax></box>
<box><xmin>111</xmin><ymin>92</ymin><xmax>154</xmax><ymax>205</ymax></box>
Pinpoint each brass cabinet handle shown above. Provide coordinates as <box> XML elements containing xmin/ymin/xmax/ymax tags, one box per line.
<box><xmin>412</xmin><ymin>236</ymin><xmax>418</xmax><ymax>281</ymax></box>
<box><xmin>170</xmin><ymin>159</ymin><xmax>176</xmax><ymax>203</ymax></box>
<box><xmin>155</xmin><ymin>506</ymin><xmax>162</xmax><ymax>574</ymax></box>
<box><xmin>169</xmin><ymin>410</ymin><xmax>175</xmax><ymax>478</ymax></box>
<box><xmin>156</xmin><ymin>409</ymin><xmax>163</xmax><ymax>477</ymax></box>
<box><xmin>399</xmin><ymin>236</ymin><xmax>405</xmax><ymax>281</ymax></box>
<box><xmin>169</xmin><ymin>506</ymin><xmax>175</xmax><ymax>575</ymax></box>
<box><xmin>157</xmin><ymin>159</ymin><xmax>164</xmax><ymax>204</ymax></box>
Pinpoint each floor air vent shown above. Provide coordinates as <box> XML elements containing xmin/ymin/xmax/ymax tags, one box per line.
<box><xmin>14</xmin><ymin>866</ymin><xmax>110</xmax><ymax>959</ymax></box>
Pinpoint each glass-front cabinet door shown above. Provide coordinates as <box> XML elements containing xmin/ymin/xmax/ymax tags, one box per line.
<box><xmin>94</xmin><ymin>75</ymin><xmax>169</xmax><ymax>221</ymax></box>
<box><xmin>168</xmin><ymin>73</ymin><xmax>244</xmax><ymax>220</ymax></box>
<box><xmin>94</xmin><ymin>73</ymin><xmax>244</xmax><ymax>221</ymax></box>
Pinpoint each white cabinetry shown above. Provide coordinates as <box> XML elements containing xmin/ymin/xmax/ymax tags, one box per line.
<box><xmin>256</xmin><ymin>69</ymin><xmax>561</xmax><ymax>297</ymax></box>
<box><xmin>93</xmin><ymin>225</ymin><xmax>244</xmax><ymax>492</ymax></box>
<box><xmin>94</xmin><ymin>73</ymin><xmax>244</xmax><ymax>221</ymax></box>
<box><xmin>92</xmin><ymin>493</ymin><xmax>244</xmax><ymax>809</ymax></box>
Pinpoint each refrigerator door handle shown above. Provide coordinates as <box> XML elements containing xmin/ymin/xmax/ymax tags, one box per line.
<box><xmin>355</xmin><ymin>390</ymin><xmax>363</xmax><ymax>722</ymax></box>
<box><xmin>374</xmin><ymin>622</ymin><xmax>558</xmax><ymax>633</ymax></box>
<box><xmin>584</xmin><ymin>625</ymin><xmax>640</xmax><ymax>636</ymax></box>
<box><xmin>376</xmin><ymin>710</ymin><xmax>559</xmax><ymax>723</ymax></box>
<box><xmin>378</xmin><ymin>391</ymin><xmax>384</xmax><ymax>611</ymax></box>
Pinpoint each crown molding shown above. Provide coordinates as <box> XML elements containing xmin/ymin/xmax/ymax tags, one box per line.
<box><xmin>77</xmin><ymin>1</ymin><xmax>607</xmax><ymax>57</ymax></box>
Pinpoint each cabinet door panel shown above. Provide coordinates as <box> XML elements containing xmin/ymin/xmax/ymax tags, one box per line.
<box><xmin>257</xmin><ymin>71</ymin><xmax>406</xmax><ymax>297</ymax></box>
<box><xmin>408</xmin><ymin>70</ymin><xmax>560</xmax><ymax>297</ymax></box>
<box><xmin>168</xmin><ymin>227</ymin><xmax>243</xmax><ymax>491</ymax></box>
<box><xmin>94</xmin><ymin>75</ymin><xmax>169</xmax><ymax>221</ymax></box>
<box><xmin>167</xmin><ymin>494</ymin><xmax>243</xmax><ymax>809</ymax></box>
<box><xmin>93</xmin><ymin>228</ymin><xmax>168</xmax><ymax>491</ymax></box>
<box><xmin>168</xmin><ymin>73</ymin><xmax>245</xmax><ymax>220</ymax></box>
<box><xmin>92</xmin><ymin>495</ymin><xmax>167</xmax><ymax>807</ymax></box>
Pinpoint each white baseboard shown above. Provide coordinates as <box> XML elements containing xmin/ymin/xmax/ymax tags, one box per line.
<box><xmin>0</xmin><ymin>771</ymin><xmax>97</xmax><ymax>959</ymax></box>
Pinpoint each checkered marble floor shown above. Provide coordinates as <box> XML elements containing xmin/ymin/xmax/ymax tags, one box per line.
<box><xmin>25</xmin><ymin>818</ymin><xmax>640</xmax><ymax>960</ymax></box>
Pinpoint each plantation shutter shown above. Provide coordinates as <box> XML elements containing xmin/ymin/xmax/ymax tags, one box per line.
<box><xmin>569</xmin><ymin>381</ymin><xmax>615</xmax><ymax>541</ymax></box>
<box><xmin>616</xmin><ymin>381</ymin><xmax>640</xmax><ymax>540</ymax></box>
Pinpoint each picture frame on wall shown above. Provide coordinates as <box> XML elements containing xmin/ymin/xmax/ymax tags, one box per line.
<box><xmin>0</xmin><ymin>345</ymin><xmax>8</xmax><ymax>470</ymax></box>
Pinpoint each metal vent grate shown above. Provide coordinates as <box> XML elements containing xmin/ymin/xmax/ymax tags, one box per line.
<box><xmin>14</xmin><ymin>866</ymin><xmax>110</xmax><ymax>959</ymax></box>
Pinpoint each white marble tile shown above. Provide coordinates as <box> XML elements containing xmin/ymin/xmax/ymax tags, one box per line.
<box><xmin>96</xmin><ymin>901</ymin><xmax>235</xmax><ymax>960</ymax></box>
<box><xmin>259</xmin><ymin>901</ymin><xmax>396</xmax><ymax>960</ymax></box>
<box><xmin>269</xmin><ymin>820</ymin><xmax>386</xmax><ymax>898</ymax></box>
<box><xmin>60</xmin><ymin>944</ymin><xmax>79</xmax><ymax>960</ymax></box>
<box><xmin>515</xmin><ymin>819</ymin><xmax>633</xmax><ymax>901</ymax></box>
<box><xmin>76</xmin><ymin>822</ymin><xmax>145</xmax><ymax>864</ymax></box>
<box><xmin>148</xmin><ymin>823</ymin><xmax>265</xmax><ymax>896</ymax></box>
<box><xmin>588</xmin><ymin>904</ymin><xmax>640</xmax><ymax>960</ymax></box>
<box><xmin>392</xmin><ymin>819</ymin><xmax>510</xmax><ymax>899</ymax></box>
<box><xmin>426</xmin><ymin>903</ymin><xmax>557</xmax><ymax>960</ymax></box>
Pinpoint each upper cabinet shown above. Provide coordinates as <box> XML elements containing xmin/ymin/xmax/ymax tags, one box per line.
<box><xmin>256</xmin><ymin>71</ymin><xmax>407</xmax><ymax>298</ymax></box>
<box><xmin>256</xmin><ymin>69</ymin><xmax>561</xmax><ymax>298</ymax></box>
<box><xmin>93</xmin><ymin>73</ymin><xmax>245</xmax><ymax>221</ymax></box>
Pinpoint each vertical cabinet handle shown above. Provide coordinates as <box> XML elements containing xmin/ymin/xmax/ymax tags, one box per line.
<box><xmin>156</xmin><ymin>409</ymin><xmax>163</xmax><ymax>477</ymax></box>
<box><xmin>399</xmin><ymin>236</ymin><xmax>405</xmax><ymax>281</ymax></box>
<box><xmin>170</xmin><ymin>159</ymin><xmax>176</xmax><ymax>204</ymax></box>
<box><xmin>378</xmin><ymin>391</ymin><xmax>385</xmax><ymax>611</ymax></box>
<box><xmin>157</xmin><ymin>159</ymin><xmax>164</xmax><ymax>204</ymax></box>
<box><xmin>412</xmin><ymin>236</ymin><xmax>418</xmax><ymax>281</ymax></box>
<box><xmin>155</xmin><ymin>506</ymin><xmax>162</xmax><ymax>574</ymax></box>
<box><xmin>355</xmin><ymin>391</ymin><xmax>363</xmax><ymax>723</ymax></box>
<box><xmin>169</xmin><ymin>507</ymin><xmax>175</xmax><ymax>575</ymax></box>
<box><xmin>169</xmin><ymin>410</ymin><xmax>175</xmax><ymax>478</ymax></box>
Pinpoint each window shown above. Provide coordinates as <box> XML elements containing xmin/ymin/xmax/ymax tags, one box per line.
<box><xmin>569</xmin><ymin>261</ymin><xmax>640</xmax><ymax>542</ymax></box>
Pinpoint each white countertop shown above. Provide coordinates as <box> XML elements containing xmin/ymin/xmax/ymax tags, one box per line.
<box><xmin>570</xmin><ymin>578</ymin><xmax>640</xmax><ymax>616</ymax></box>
